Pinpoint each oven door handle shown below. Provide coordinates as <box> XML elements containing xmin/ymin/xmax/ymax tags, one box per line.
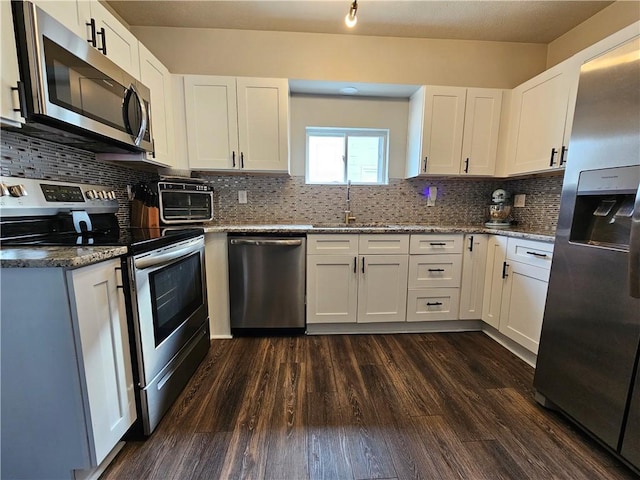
<box><xmin>134</xmin><ymin>245</ymin><xmax>199</xmax><ymax>270</ymax></box>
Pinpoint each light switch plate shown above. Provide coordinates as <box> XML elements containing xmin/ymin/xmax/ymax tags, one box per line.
<box><xmin>514</xmin><ymin>194</ymin><xmax>526</xmax><ymax>207</ymax></box>
<box><xmin>238</xmin><ymin>190</ymin><xmax>247</xmax><ymax>204</ymax></box>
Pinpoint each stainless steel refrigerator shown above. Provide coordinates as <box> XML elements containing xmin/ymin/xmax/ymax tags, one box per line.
<box><xmin>534</xmin><ymin>37</ymin><xmax>640</xmax><ymax>473</ymax></box>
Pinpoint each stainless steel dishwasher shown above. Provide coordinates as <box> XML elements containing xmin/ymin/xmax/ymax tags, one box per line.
<box><xmin>228</xmin><ymin>235</ymin><xmax>306</xmax><ymax>334</ymax></box>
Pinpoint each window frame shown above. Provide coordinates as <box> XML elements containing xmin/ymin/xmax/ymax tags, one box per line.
<box><xmin>305</xmin><ymin>127</ymin><xmax>389</xmax><ymax>185</ymax></box>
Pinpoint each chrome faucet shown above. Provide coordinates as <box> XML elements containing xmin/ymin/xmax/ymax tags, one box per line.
<box><xmin>344</xmin><ymin>180</ymin><xmax>356</xmax><ymax>224</ymax></box>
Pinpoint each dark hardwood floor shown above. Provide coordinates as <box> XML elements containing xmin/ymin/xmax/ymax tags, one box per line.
<box><xmin>102</xmin><ymin>332</ymin><xmax>638</xmax><ymax>480</ymax></box>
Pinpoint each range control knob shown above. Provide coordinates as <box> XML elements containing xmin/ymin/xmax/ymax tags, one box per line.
<box><xmin>85</xmin><ymin>189</ymin><xmax>97</xmax><ymax>200</ymax></box>
<box><xmin>108</xmin><ymin>190</ymin><xmax>117</xmax><ymax>200</ymax></box>
<box><xmin>8</xmin><ymin>184</ymin><xmax>27</xmax><ymax>197</ymax></box>
<box><xmin>97</xmin><ymin>190</ymin><xmax>107</xmax><ymax>200</ymax></box>
<box><xmin>0</xmin><ymin>183</ymin><xmax>9</xmax><ymax>196</ymax></box>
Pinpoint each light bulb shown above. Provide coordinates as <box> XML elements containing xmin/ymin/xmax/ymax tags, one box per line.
<box><xmin>345</xmin><ymin>12</ymin><xmax>357</xmax><ymax>28</ymax></box>
<box><xmin>345</xmin><ymin>1</ymin><xmax>357</xmax><ymax>28</ymax></box>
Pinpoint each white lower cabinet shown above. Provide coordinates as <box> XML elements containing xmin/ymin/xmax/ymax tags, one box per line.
<box><xmin>482</xmin><ymin>236</ymin><xmax>554</xmax><ymax>354</ymax></box>
<box><xmin>482</xmin><ymin>235</ymin><xmax>508</xmax><ymax>328</ymax></box>
<box><xmin>0</xmin><ymin>259</ymin><xmax>136</xmax><ymax>479</ymax></box>
<box><xmin>407</xmin><ymin>234</ymin><xmax>463</xmax><ymax>322</ymax></box>
<box><xmin>306</xmin><ymin>234</ymin><xmax>408</xmax><ymax>324</ymax></box>
<box><xmin>499</xmin><ymin>261</ymin><xmax>551</xmax><ymax>353</ymax></box>
<box><xmin>69</xmin><ymin>261</ymin><xmax>137</xmax><ymax>467</ymax></box>
<box><xmin>307</xmin><ymin>254</ymin><xmax>359</xmax><ymax>324</ymax></box>
<box><xmin>358</xmin><ymin>254</ymin><xmax>409</xmax><ymax>323</ymax></box>
<box><xmin>459</xmin><ymin>234</ymin><xmax>488</xmax><ymax>320</ymax></box>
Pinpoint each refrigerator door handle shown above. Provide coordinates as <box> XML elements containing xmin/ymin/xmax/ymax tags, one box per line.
<box><xmin>630</xmin><ymin>186</ymin><xmax>640</xmax><ymax>298</ymax></box>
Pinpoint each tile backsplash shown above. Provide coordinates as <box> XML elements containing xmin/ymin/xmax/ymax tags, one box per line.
<box><xmin>1</xmin><ymin>130</ymin><xmax>563</xmax><ymax>233</ymax></box>
<box><xmin>1</xmin><ymin>130</ymin><xmax>157</xmax><ymax>228</ymax></box>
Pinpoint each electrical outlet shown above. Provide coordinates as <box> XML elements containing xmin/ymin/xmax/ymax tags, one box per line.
<box><xmin>514</xmin><ymin>194</ymin><xmax>526</xmax><ymax>207</ymax></box>
<box><xmin>238</xmin><ymin>190</ymin><xmax>247</xmax><ymax>204</ymax></box>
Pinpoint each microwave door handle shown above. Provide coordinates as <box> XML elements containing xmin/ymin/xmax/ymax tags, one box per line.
<box><xmin>122</xmin><ymin>85</ymin><xmax>148</xmax><ymax>146</ymax></box>
<box><xmin>629</xmin><ymin>186</ymin><xmax>640</xmax><ymax>298</ymax></box>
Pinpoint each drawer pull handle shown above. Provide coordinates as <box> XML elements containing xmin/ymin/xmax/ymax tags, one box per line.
<box><xmin>428</xmin><ymin>268</ymin><xmax>445</xmax><ymax>272</ymax></box>
<box><xmin>526</xmin><ymin>251</ymin><xmax>548</xmax><ymax>258</ymax></box>
<box><xmin>426</xmin><ymin>302</ymin><xmax>443</xmax><ymax>306</ymax></box>
<box><xmin>429</xmin><ymin>242</ymin><xmax>447</xmax><ymax>246</ymax></box>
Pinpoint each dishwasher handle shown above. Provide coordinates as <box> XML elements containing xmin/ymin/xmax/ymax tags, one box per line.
<box><xmin>230</xmin><ymin>238</ymin><xmax>303</xmax><ymax>247</ymax></box>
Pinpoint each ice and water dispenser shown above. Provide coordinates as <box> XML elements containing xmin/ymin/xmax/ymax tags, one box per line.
<box><xmin>570</xmin><ymin>166</ymin><xmax>639</xmax><ymax>249</ymax></box>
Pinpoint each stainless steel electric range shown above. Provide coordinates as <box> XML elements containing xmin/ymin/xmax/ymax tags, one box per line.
<box><xmin>0</xmin><ymin>176</ymin><xmax>210</xmax><ymax>435</ymax></box>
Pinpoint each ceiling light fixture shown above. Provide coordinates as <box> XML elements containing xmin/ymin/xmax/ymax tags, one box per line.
<box><xmin>345</xmin><ymin>0</ymin><xmax>358</xmax><ymax>28</ymax></box>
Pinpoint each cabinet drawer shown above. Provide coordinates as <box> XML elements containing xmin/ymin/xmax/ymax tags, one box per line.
<box><xmin>407</xmin><ymin>288</ymin><xmax>460</xmax><ymax>321</ymax></box>
<box><xmin>408</xmin><ymin>254</ymin><xmax>462</xmax><ymax>288</ymax></box>
<box><xmin>307</xmin><ymin>234</ymin><xmax>359</xmax><ymax>255</ymax></box>
<box><xmin>359</xmin><ymin>234</ymin><xmax>409</xmax><ymax>255</ymax></box>
<box><xmin>506</xmin><ymin>238</ymin><xmax>554</xmax><ymax>269</ymax></box>
<box><xmin>410</xmin><ymin>234</ymin><xmax>463</xmax><ymax>254</ymax></box>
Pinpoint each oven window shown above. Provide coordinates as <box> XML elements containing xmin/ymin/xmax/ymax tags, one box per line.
<box><xmin>161</xmin><ymin>192</ymin><xmax>212</xmax><ymax>220</ymax></box>
<box><xmin>149</xmin><ymin>252</ymin><xmax>203</xmax><ymax>346</ymax></box>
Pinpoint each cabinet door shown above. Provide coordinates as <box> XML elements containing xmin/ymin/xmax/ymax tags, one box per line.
<box><xmin>139</xmin><ymin>44</ymin><xmax>174</xmax><ymax>167</ymax></box>
<box><xmin>90</xmin><ymin>1</ymin><xmax>140</xmax><ymax>79</ymax></box>
<box><xmin>482</xmin><ymin>235</ymin><xmax>508</xmax><ymax>329</ymax></box>
<box><xmin>31</xmin><ymin>0</ymin><xmax>89</xmax><ymax>38</ymax></box>
<box><xmin>461</xmin><ymin>89</ymin><xmax>502</xmax><ymax>176</ymax></box>
<box><xmin>459</xmin><ymin>234</ymin><xmax>488</xmax><ymax>320</ymax></box>
<box><xmin>1</xmin><ymin>0</ymin><xmax>24</xmax><ymax>126</ymax></box>
<box><xmin>307</xmin><ymin>255</ymin><xmax>358</xmax><ymax>324</ymax></box>
<box><xmin>69</xmin><ymin>260</ymin><xmax>136</xmax><ymax>466</ymax></box>
<box><xmin>421</xmin><ymin>86</ymin><xmax>466</xmax><ymax>175</ymax></box>
<box><xmin>357</xmin><ymin>254</ymin><xmax>408</xmax><ymax>323</ymax></box>
<box><xmin>236</xmin><ymin>77</ymin><xmax>290</xmax><ymax>173</ymax></box>
<box><xmin>499</xmin><ymin>261</ymin><xmax>550</xmax><ymax>353</ymax></box>
<box><xmin>184</xmin><ymin>75</ymin><xmax>239</xmax><ymax>170</ymax></box>
<box><xmin>509</xmin><ymin>65</ymin><xmax>570</xmax><ymax>175</ymax></box>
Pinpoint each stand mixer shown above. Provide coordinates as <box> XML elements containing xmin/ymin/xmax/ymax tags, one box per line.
<box><xmin>484</xmin><ymin>188</ymin><xmax>512</xmax><ymax>229</ymax></box>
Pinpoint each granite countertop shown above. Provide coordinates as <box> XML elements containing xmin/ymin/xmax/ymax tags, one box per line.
<box><xmin>1</xmin><ymin>224</ymin><xmax>554</xmax><ymax>268</ymax></box>
<box><xmin>0</xmin><ymin>246</ymin><xmax>128</xmax><ymax>268</ymax></box>
<box><xmin>202</xmin><ymin>223</ymin><xmax>556</xmax><ymax>243</ymax></box>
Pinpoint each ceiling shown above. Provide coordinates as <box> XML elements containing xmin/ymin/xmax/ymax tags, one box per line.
<box><xmin>106</xmin><ymin>0</ymin><xmax>615</xmax><ymax>44</ymax></box>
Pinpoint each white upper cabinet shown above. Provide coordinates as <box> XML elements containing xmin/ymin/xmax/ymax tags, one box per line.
<box><xmin>139</xmin><ymin>44</ymin><xmax>175</xmax><ymax>167</ymax></box>
<box><xmin>32</xmin><ymin>0</ymin><xmax>140</xmax><ymax>79</ymax></box>
<box><xmin>406</xmin><ymin>86</ymin><xmax>502</xmax><ymax>177</ymax></box>
<box><xmin>1</xmin><ymin>0</ymin><xmax>24</xmax><ymax>127</ymax></box>
<box><xmin>505</xmin><ymin>58</ymin><xmax>580</xmax><ymax>176</ymax></box>
<box><xmin>460</xmin><ymin>89</ymin><xmax>503</xmax><ymax>176</ymax></box>
<box><xmin>184</xmin><ymin>75</ymin><xmax>290</xmax><ymax>173</ymax></box>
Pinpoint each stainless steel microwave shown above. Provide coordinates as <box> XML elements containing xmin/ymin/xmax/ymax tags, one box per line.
<box><xmin>157</xmin><ymin>180</ymin><xmax>215</xmax><ymax>225</ymax></box>
<box><xmin>10</xmin><ymin>1</ymin><xmax>153</xmax><ymax>154</ymax></box>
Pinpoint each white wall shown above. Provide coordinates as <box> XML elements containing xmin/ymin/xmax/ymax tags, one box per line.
<box><xmin>289</xmin><ymin>94</ymin><xmax>409</xmax><ymax>179</ymax></box>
